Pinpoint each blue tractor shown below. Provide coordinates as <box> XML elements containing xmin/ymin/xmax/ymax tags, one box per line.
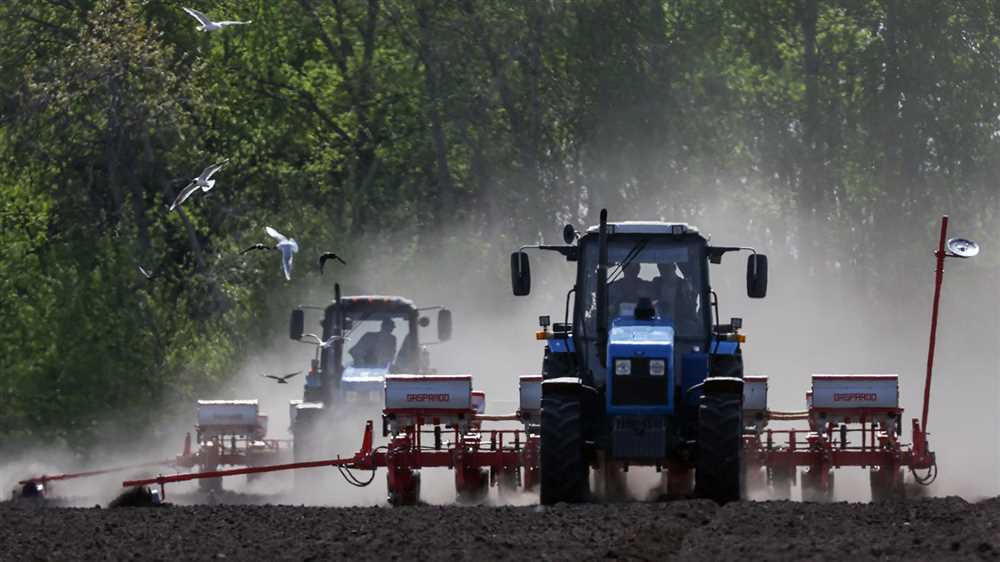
<box><xmin>511</xmin><ymin>210</ymin><xmax>767</xmax><ymax>504</ymax></box>
<box><xmin>287</xmin><ymin>284</ymin><xmax>453</xmax><ymax>465</ymax></box>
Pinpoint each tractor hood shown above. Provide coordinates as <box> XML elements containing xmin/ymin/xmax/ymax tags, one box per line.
<box><xmin>608</xmin><ymin>321</ymin><xmax>676</xmax><ymax>347</ymax></box>
<box><xmin>606</xmin><ymin>318</ymin><xmax>675</xmax><ymax>415</ymax></box>
<box><xmin>341</xmin><ymin>366</ymin><xmax>389</xmax><ymax>392</ymax></box>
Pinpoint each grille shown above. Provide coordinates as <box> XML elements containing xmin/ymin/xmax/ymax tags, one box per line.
<box><xmin>611</xmin><ymin>358</ymin><xmax>669</xmax><ymax>406</ymax></box>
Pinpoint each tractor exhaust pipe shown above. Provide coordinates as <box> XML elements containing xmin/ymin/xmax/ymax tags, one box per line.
<box><xmin>596</xmin><ymin>209</ymin><xmax>609</xmax><ymax>366</ymax></box>
<box><xmin>325</xmin><ymin>282</ymin><xmax>346</xmax><ymax>405</ymax></box>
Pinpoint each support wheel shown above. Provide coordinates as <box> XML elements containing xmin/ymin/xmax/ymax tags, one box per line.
<box><xmin>292</xmin><ymin>410</ymin><xmax>323</xmax><ymax>494</ymax></box>
<box><xmin>801</xmin><ymin>468</ymin><xmax>835</xmax><ymax>502</ymax></box>
<box><xmin>387</xmin><ymin>470</ymin><xmax>421</xmax><ymax>506</ymax></box>
<box><xmin>695</xmin><ymin>390</ymin><xmax>744</xmax><ymax>504</ymax></box>
<box><xmin>870</xmin><ymin>467</ymin><xmax>904</xmax><ymax>501</ymax></box>
<box><xmin>20</xmin><ymin>482</ymin><xmax>43</xmax><ymax>499</ymax></box>
<box><xmin>540</xmin><ymin>393</ymin><xmax>589</xmax><ymax>505</ymax></box>
<box><xmin>768</xmin><ymin>465</ymin><xmax>793</xmax><ymax>500</ymax></box>
<box><xmin>198</xmin><ymin>463</ymin><xmax>223</xmax><ymax>493</ymax></box>
<box><xmin>496</xmin><ymin>467</ymin><xmax>519</xmax><ymax>500</ymax></box>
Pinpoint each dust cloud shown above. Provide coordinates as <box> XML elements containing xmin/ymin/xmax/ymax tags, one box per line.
<box><xmin>5</xmin><ymin>194</ymin><xmax>996</xmax><ymax>507</ymax></box>
<box><xmin>655</xmin><ymin>199</ymin><xmax>1000</xmax><ymax>501</ymax></box>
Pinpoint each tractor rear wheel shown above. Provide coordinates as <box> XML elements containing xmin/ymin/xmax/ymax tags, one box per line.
<box><xmin>540</xmin><ymin>393</ymin><xmax>589</xmax><ymax>504</ymax></box>
<box><xmin>711</xmin><ymin>353</ymin><xmax>743</xmax><ymax>379</ymax></box>
<box><xmin>695</xmin><ymin>390</ymin><xmax>744</xmax><ymax>504</ymax></box>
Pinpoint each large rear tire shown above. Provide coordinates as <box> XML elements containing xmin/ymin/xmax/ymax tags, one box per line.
<box><xmin>695</xmin><ymin>391</ymin><xmax>744</xmax><ymax>504</ymax></box>
<box><xmin>540</xmin><ymin>393</ymin><xmax>589</xmax><ymax>504</ymax></box>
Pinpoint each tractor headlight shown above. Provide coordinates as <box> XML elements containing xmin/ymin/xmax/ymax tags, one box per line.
<box><xmin>614</xmin><ymin>359</ymin><xmax>631</xmax><ymax>376</ymax></box>
<box><xmin>649</xmin><ymin>359</ymin><xmax>666</xmax><ymax>376</ymax></box>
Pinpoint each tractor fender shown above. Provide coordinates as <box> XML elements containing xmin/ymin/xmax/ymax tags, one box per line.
<box><xmin>703</xmin><ymin>376</ymin><xmax>744</xmax><ymax>396</ymax></box>
<box><xmin>542</xmin><ymin>377</ymin><xmax>595</xmax><ymax>395</ymax></box>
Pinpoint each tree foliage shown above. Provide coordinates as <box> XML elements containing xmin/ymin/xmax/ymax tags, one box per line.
<box><xmin>1</xmin><ymin>0</ymin><xmax>997</xmax><ymax>447</ymax></box>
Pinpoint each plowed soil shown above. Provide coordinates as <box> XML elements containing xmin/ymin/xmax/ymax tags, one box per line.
<box><xmin>2</xmin><ymin>496</ymin><xmax>998</xmax><ymax>561</ymax></box>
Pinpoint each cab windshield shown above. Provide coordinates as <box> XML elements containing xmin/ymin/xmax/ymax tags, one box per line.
<box><xmin>325</xmin><ymin>310</ymin><xmax>418</xmax><ymax>372</ymax></box>
<box><xmin>577</xmin><ymin>235</ymin><xmax>709</xmax><ymax>383</ymax></box>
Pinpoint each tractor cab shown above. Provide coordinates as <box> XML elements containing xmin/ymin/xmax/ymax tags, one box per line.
<box><xmin>289</xmin><ymin>292</ymin><xmax>453</xmax><ymax>406</ymax></box>
<box><xmin>578</xmin><ymin>222</ymin><xmax>713</xmax><ymax>388</ymax></box>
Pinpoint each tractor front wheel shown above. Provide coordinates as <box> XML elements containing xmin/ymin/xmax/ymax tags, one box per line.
<box><xmin>540</xmin><ymin>393</ymin><xmax>589</xmax><ymax>504</ymax></box>
<box><xmin>695</xmin><ymin>389</ymin><xmax>744</xmax><ymax>504</ymax></box>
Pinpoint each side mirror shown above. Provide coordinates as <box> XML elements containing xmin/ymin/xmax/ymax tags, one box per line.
<box><xmin>289</xmin><ymin>309</ymin><xmax>304</xmax><ymax>340</ymax></box>
<box><xmin>510</xmin><ymin>251</ymin><xmax>531</xmax><ymax>296</ymax></box>
<box><xmin>562</xmin><ymin>224</ymin><xmax>577</xmax><ymax>244</ymax></box>
<box><xmin>418</xmin><ymin>316</ymin><xmax>430</xmax><ymax>328</ymax></box>
<box><xmin>437</xmin><ymin>309</ymin><xmax>453</xmax><ymax>342</ymax></box>
<box><xmin>747</xmin><ymin>254</ymin><xmax>768</xmax><ymax>298</ymax></box>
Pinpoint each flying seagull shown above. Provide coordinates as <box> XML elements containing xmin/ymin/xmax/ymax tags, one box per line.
<box><xmin>137</xmin><ymin>265</ymin><xmax>157</xmax><ymax>280</ymax></box>
<box><xmin>260</xmin><ymin>371</ymin><xmax>301</xmax><ymax>384</ymax></box>
<box><xmin>266</xmin><ymin>227</ymin><xmax>300</xmax><ymax>280</ymax></box>
<box><xmin>318</xmin><ymin>252</ymin><xmax>347</xmax><ymax>274</ymax></box>
<box><xmin>169</xmin><ymin>160</ymin><xmax>227</xmax><ymax>211</ymax></box>
<box><xmin>182</xmin><ymin>7</ymin><xmax>252</xmax><ymax>32</ymax></box>
<box><xmin>240</xmin><ymin>227</ymin><xmax>300</xmax><ymax>280</ymax></box>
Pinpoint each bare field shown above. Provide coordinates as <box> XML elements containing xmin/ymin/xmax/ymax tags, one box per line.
<box><xmin>2</xmin><ymin>496</ymin><xmax>998</xmax><ymax>561</ymax></box>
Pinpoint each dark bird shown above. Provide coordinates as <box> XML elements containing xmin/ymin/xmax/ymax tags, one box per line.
<box><xmin>260</xmin><ymin>371</ymin><xmax>301</xmax><ymax>384</ymax></box>
<box><xmin>318</xmin><ymin>252</ymin><xmax>347</xmax><ymax>274</ymax></box>
<box><xmin>240</xmin><ymin>243</ymin><xmax>274</xmax><ymax>255</ymax></box>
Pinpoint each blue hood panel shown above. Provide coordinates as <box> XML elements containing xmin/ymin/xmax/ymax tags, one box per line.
<box><xmin>341</xmin><ymin>366</ymin><xmax>388</xmax><ymax>392</ymax></box>
<box><xmin>606</xmin><ymin>318</ymin><xmax>675</xmax><ymax>415</ymax></box>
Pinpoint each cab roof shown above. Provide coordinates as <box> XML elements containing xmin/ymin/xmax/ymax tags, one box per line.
<box><xmin>584</xmin><ymin>221</ymin><xmax>701</xmax><ymax>235</ymax></box>
<box><xmin>328</xmin><ymin>295</ymin><xmax>418</xmax><ymax>314</ymax></box>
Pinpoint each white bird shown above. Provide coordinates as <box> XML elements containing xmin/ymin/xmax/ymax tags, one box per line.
<box><xmin>265</xmin><ymin>226</ymin><xmax>299</xmax><ymax>281</ymax></box>
<box><xmin>169</xmin><ymin>160</ymin><xmax>227</xmax><ymax>211</ymax></box>
<box><xmin>182</xmin><ymin>7</ymin><xmax>252</xmax><ymax>32</ymax></box>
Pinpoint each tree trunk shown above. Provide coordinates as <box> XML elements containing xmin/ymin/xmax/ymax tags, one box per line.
<box><xmin>415</xmin><ymin>1</ymin><xmax>455</xmax><ymax>224</ymax></box>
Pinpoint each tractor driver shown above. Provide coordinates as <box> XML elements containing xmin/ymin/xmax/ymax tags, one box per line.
<box><xmin>349</xmin><ymin>318</ymin><xmax>398</xmax><ymax>368</ymax></box>
<box><xmin>607</xmin><ymin>261</ymin><xmax>653</xmax><ymax>317</ymax></box>
<box><xmin>653</xmin><ymin>262</ymin><xmax>698</xmax><ymax>330</ymax></box>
